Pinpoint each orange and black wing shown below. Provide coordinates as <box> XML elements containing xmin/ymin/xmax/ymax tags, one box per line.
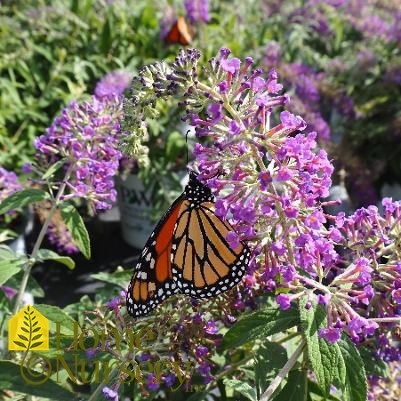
<box><xmin>126</xmin><ymin>194</ymin><xmax>183</xmax><ymax>318</ymax></box>
<box><xmin>171</xmin><ymin>173</ymin><xmax>250</xmax><ymax>298</ymax></box>
<box><xmin>165</xmin><ymin>16</ymin><xmax>192</xmax><ymax>46</ymax></box>
<box><xmin>126</xmin><ymin>171</ymin><xmax>250</xmax><ymax>318</ymax></box>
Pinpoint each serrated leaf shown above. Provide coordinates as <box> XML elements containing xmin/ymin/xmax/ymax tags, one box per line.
<box><xmin>0</xmin><ymin>245</ymin><xmax>16</xmax><ymax>260</ymax></box>
<box><xmin>91</xmin><ymin>270</ymin><xmax>132</xmax><ymax>287</ymax></box>
<box><xmin>42</xmin><ymin>158</ymin><xmax>67</xmax><ymax>179</ymax></box>
<box><xmin>299</xmin><ymin>298</ymin><xmax>343</xmax><ymax>396</ymax></box>
<box><xmin>34</xmin><ymin>304</ymin><xmax>76</xmax><ymax>336</ymax></box>
<box><xmin>307</xmin><ymin>379</ymin><xmax>342</xmax><ymax>400</ymax></box>
<box><xmin>224</xmin><ymin>379</ymin><xmax>256</xmax><ymax>401</ymax></box>
<box><xmin>13</xmin><ymin>341</ymin><xmax>26</xmax><ymax>348</ymax></box>
<box><xmin>255</xmin><ymin>342</ymin><xmax>288</xmax><ymax>399</ymax></box>
<box><xmin>0</xmin><ymin>360</ymin><xmax>77</xmax><ymax>400</ymax></box>
<box><xmin>36</xmin><ymin>249</ymin><xmax>75</xmax><ymax>269</ymax></box>
<box><xmin>6</xmin><ymin>271</ymin><xmax>45</xmax><ymax>298</ymax></box>
<box><xmin>59</xmin><ymin>203</ymin><xmax>91</xmax><ymax>259</ymax></box>
<box><xmin>31</xmin><ymin>341</ymin><xmax>44</xmax><ymax>349</ymax></box>
<box><xmin>0</xmin><ymin>189</ymin><xmax>50</xmax><ymax>214</ymax></box>
<box><xmin>0</xmin><ymin>262</ymin><xmax>21</xmax><ymax>286</ymax></box>
<box><xmin>359</xmin><ymin>346</ymin><xmax>389</xmax><ymax>378</ymax></box>
<box><xmin>273</xmin><ymin>370</ymin><xmax>307</xmax><ymax>401</ymax></box>
<box><xmin>336</xmin><ymin>338</ymin><xmax>367</xmax><ymax>401</ymax></box>
<box><xmin>223</xmin><ymin>306</ymin><xmax>300</xmax><ymax>349</ymax></box>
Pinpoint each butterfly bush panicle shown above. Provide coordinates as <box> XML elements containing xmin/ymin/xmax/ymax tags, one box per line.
<box><xmin>0</xmin><ymin>167</ymin><xmax>24</xmax><ymax>226</ymax></box>
<box><xmin>46</xmin><ymin>221</ymin><xmax>79</xmax><ymax>254</ymax></box>
<box><xmin>116</xmin><ymin>47</ymin><xmax>401</xmax><ymax>397</ymax></box>
<box><xmin>161</xmin><ymin>47</ymin><xmax>401</xmax><ymax>350</ymax></box>
<box><xmin>184</xmin><ymin>0</ymin><xmax>210</xmax><ymax>24</ymax></box>
<box><xmin>95</xmin><ymin>71</ymin><xmax>133</xmax><ymax>100</ymax></box>
<box><xmin>102</xmin><ymin>386</ymin><xmax>119</xmax><ymax>401</ymax></box>
<box><xmin>34</xmin><ymin>96</ymin><xmax>123</xmax><ymax>211</ymax></box>
<box><xmin>0</xmin><ymin>167</ymin><xmax>23</xmax><ymax>202</ymax></box>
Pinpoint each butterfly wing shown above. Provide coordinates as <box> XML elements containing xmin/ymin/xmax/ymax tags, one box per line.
<box><xmin>165</xmin><ymin>16</ymin><xmax>192</xmax><ymax>46</ymax></box>
<box><xmin>171</xmin><ymin>174</ymin><xmax>250</xmax><ymax>299</ymax></box>
<box><xmin>126</xmin><ymin>172</ymin><xmax>250</xmax><ymax>318</ymax></box>
<box><xmin>126</xmin><ymin>194</ymin><xmax>184</xmax><ymax>318</ymax></box>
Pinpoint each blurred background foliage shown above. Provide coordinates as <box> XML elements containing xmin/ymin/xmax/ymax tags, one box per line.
<box><xmin>1</xmin><ymin>0</ymin><xmax>400</xmax><ymax>209</ymax></box>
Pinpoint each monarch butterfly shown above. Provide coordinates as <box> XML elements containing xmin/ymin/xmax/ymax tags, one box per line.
<box><xmin>165</xmin><ymin>16</ymin><xmax>193</xmax><ymax>46</ymax></box>
<box><xmin>126</xmin><ymin>171</ymin><xmax>250</xmax><ymax>318</ymax></box>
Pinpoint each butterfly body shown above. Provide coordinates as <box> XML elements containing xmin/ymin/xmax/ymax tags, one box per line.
<box><xmin>126</xmin><ymin>171</ymin><xmax>250</xmax><ymax>318</ymax></box>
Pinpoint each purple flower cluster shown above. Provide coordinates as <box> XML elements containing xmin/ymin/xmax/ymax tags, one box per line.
<box><xmin>102</xmin><ymin>386</ymin><xmax>119</xmax><ymax>401</ymax></box>
<box><xmin>46</xmin><ymin>221</ymin><xmax>79</xmax><ymax>254</ymax></box>
<box><xmin>278</xmin><ymin>61</ymin><xmax>342</xmax><ymax>141</ymax></box>
<box><xmin>95</xmin><ymin>71</ymin><xmax>132</xmax><ymax>100</ymax></box>
<box><xmin>159</xmin><ymin>5</ymin><xmax>178</xmax><ymax>41</ymax></box>
<box><xmin>184</xmin><ymin>48</ymin><xmax>401</xmax><ymax>350</ymax></box>
<box><xmin>184</xmin><ymin>0</ymin><xmax>210</xmax><ymax>24</ymax></box>
<box><xmin>0</xmin><ymin>167</ymin><xmax>22</xmax><ymax>204</ymax></box>
<box><xmin>0</xmin><ymin>167</ymin><xmax>24</xmax><ymax>225</ymax></box>
<box><xmin>34</xmin><ymin>96</ymin><xmax>123</xmax><ymax>210</ymax></box>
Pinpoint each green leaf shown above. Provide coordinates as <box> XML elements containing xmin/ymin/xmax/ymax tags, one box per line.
<box><xmin>36</xmin><ymin>249</ymin><xmax>75</xmax><ymax>269</ymax></box>
<box><xmin>224</xmin><ymin>379</ymin><xmax>256</xmax><ymax>401</ymax></box>
<box><xmin>299</xmin><ymin>298</ymin><xmax>343</xmax><ymax>397</ymax></box>
<box><xmin>307</xmin><ymin>379</ymin><xmax>342</xmax><ymax>401</ymax></box>
<box><xmin>0</xmin><ymin>189</ymin><xmax>50</xmax><ymax>215</ymax></box>
<box><xmin>273</xmin><ymin>370</ymin><xmax>307</xmax><ymax>401</ymax></box>
<box><xmin>186</xmin><ymin>392</ymin><xmax>211</xmax><ymax>401</ymax></box>
<box><xmin>42</xmin><ymin>158</ymin><xmax>67</xmax><ymax>179</ymax></box>
<box><xmin>59</xmin><ymin>203</ymin><xmax>91</xmax><ymax>259</ymax></box>
<box><xmin>255</xmin><ymin>342</ymin><xmax>288</xmax><ymax>399</ymax></box>
<box><xmin>165</xmin><ymin>131</ymin><xmax>186</xmax><ymax>161</ymax></box>
<box><xmin>359</xmin><ymin>346</ymin><xmax>389</xmax><ymax>378</ymax></box>
<box><xmin>34</xmin><ymin>304</ymin><xmax>77</xmax><ymax>336</ymax></box>
<box><xmin>336</xmin><ymin>337</ymin><xmax>367</xmax><ymax>401</ymax></box>
<box><xmin>5</xmin><ymin>271</ymin><xmax>44</xmax><ymax>297</ymax></box>
<box><xmin>0</xmin><ymin>261</ymin><xmax>22</xmax><ymax>286</ymax></box>
<box><xmin>91</xmin><ymin>269</ymin><xmax>132</xmax><ymax>287</ymax></box>
<box><xmin>0</xmin><ymin>360</ymin><xmax>78</xmax><ymax>400</ymax></box>
<box><xmin>0</xmin><ymin>245</ymin><xmax>16</xmax><ymax>260</ymax></box>
<box><xmin>99</xmin><ymin>14</ymin><xmax>112</xmax><ymax>53</ymax></box>
<box><xmin>222</xmin><ymin>305</ymin><xmax>300</xmax><ymax>349</ymax></box>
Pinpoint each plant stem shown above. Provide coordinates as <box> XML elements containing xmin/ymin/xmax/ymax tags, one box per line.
<box><xmin>12</xmin><ymin>163</ymin><xmax>75</xmax><ymax>315</ymax></box>
<box><xmin>259</xmin><ymin>338</ymin><xmax>306</xmax><ymax>401</ymax></box>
